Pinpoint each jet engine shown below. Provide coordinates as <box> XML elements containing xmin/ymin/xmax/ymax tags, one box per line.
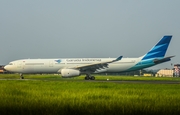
<box><xmin>61</xmin><ymin>69</ymin><xmax>80</xmax><ymax>77</ymax></box>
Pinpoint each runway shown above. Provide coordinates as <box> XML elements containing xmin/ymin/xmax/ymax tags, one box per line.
<box><xmin>0</xmin><ymin>78</ymin><xmax>180</xmax><ymax>84</ymax></box>
<box><xmin>83</xmin><ymin>80</ymin><xmax>180</xmax><ymax>84</ymax></box>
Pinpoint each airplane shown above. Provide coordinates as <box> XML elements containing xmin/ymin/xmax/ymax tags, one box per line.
<box><xmin>4</xmin><ymin>35</ymin><xmax>174</xmax><ymax>80</ymax></box>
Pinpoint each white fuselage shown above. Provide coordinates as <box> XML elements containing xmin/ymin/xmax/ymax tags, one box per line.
<box><xmin>4</xmin><ymin>57</ymin><xmax>143</xmax><ymax>74</ymax></box>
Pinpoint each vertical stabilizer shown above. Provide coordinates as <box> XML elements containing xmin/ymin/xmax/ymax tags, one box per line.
<box><xmin>142</xmin><ymin>36</ymin><xmax>172</xmax><ymax>60</ymax></box>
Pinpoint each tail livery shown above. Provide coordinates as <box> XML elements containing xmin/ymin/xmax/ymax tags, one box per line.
<box><xmin>142</xmin><ymin>36</ymin><xmax>172</xmax><ymax>60</ymax></box>
<box><xmin>128</xmin><ymin>36</ymin><xmax>173</xmax><ymax>71</ymax></box>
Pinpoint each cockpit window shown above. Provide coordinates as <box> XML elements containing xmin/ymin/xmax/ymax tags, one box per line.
<box><xmin>9</xmin><ymin>63</ymin><xmax>13</xmax><ymax>65</ymax></box>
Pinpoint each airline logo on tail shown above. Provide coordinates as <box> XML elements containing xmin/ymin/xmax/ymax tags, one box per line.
<box><xmin>142</xmin><ymin>36</ymin><xmax>172</xmax><ymax>60</ymax></box>
<box><xmin>128</xmin><ymin>35</ymin><xmax>173</xmax><ymax>71</ymax></box>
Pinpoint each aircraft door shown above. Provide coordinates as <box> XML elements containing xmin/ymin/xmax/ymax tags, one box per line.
<box><xmin>17</xmin><ymin>61</ymin><xmax>25</xmax><ymax>69</ymax></box>
<box><xmin>17</xmin><ymin>62</ymin><xmax>22</xmax><ymax>68</ymax></box>
<box><xmin>49</xmin><ymin>61</ymin><xmax>54</xmax><ymax>67</ymax></box>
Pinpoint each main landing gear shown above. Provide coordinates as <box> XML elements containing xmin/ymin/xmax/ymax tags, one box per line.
<box><xmin>84</xmin><ymin>74</ymin><xmax>95</xmax><ymax>80</ymax></box>
<box><xmin>20</xmin><ymin>73</ymin><xmax>24</xmax><ymax>79</ymax></box>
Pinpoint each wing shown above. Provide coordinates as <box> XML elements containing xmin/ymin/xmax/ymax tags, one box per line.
<box><xmin>73</xmin><ymin>56</ymin><xmax>123</xmax><ymax>73</ymax></box>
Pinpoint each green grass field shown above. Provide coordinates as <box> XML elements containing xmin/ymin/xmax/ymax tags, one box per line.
<box><xmin>0</xmin><ymin>74</ymin><xmax>180</xmax><ymax>115</ymax></box>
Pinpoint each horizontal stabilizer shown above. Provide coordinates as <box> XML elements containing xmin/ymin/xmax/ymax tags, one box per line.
<box><xmin>154</xmin><ymin>56</ymin><xmax>175</xmax><ymax>64</ymax></box>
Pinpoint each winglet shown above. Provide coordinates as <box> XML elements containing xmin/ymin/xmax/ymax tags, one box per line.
<box><xmin>112</xmin><ymin>56</ymin><xmax>123</xmax><ymax>62</ymax></box>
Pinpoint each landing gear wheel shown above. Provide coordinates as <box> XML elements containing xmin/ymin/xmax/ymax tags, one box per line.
<box><xmin>90</xmin><ymin>76</ymin><xmax>95</xmax><ymax>80</ymax></box>
<box><xmin>85</xmin><ymin>76</ymin><xmax>89</xmax><ymax>80</ymax></box>
<box><xmin>84</xmin><ymin>74</ymin><xmax>95</xmax><ymax>80</ymax></box>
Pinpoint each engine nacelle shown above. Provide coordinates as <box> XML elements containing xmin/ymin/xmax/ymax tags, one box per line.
<box><xmin>61</xmin><ymin>69</ymin><xmax>80</xmax><ymax>78</ymax></box>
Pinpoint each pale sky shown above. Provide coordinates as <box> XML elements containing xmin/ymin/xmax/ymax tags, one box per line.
<box><xmin>0</xmin><ymin>0</ymin><xmax>179</xmax><ymax>69</ymax></box>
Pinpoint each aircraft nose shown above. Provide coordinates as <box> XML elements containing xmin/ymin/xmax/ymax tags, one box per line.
<box><xmin>4</xmin><ymin>65</ymin><xmax>9</xmax><ymax>71</ymax></box>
